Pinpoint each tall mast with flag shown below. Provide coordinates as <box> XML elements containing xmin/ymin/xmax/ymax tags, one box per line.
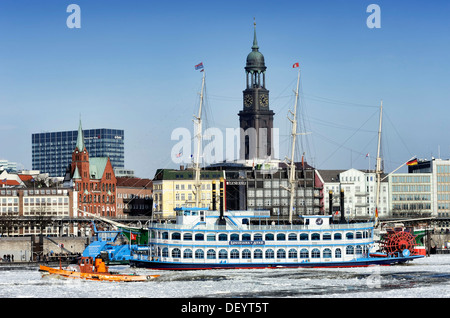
<box><xmin>194</xmin><ymin>62</ymin><xmax>205</xmax><ymax>207</ymax></box>
<box><xmin>374</xmin><ymin>100</ymin><xmax>383</xmax><ymax>227</ymax></box>
<box><xmin>287</xmin><ymin>63</ymin><xmax>301</xmax><ymax>224</ymax></box>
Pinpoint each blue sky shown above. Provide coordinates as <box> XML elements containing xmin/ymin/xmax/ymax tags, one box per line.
<box><xmin>1</xmin><ymin>0</ymin><xmax>449</xmax><ymax>178</ymax></box>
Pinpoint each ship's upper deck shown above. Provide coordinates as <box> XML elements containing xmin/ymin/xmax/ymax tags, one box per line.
<box><xmin>150</xmin><ymin>207</ymin><xmax>374</xmax><ymax>232</ymax></box>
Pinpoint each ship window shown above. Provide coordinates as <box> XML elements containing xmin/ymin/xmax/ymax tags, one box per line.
<box><xmin>195</xmin><ymin>249</ymin><xmax>204</xmax><ymax>259</ymax></box>
<box><xmin>311</xmin><ymin>233</ymin><xmax>320</xmax><ymax>241</ymax></box>
<box><xmin>277</xmin><ymin>233</ymin><xmax>286</xmax><ymax>241</ymax></box>
<box><xmin>230</xmin><ymin>249</ymin><xmax>239</xmax><ymax>259</ymax></box>
<box><xmin>277</xmin><ymin>249</ymin><xmax>286</xmax><ymax>259</ymax></box>
<box><xmin>218</xmin><ymin>233</ymin><xmax>228</xmax><ymax>241</ymax></box>
<box><xmin>254</xmin><ymin>249</ymin><xmax>263</xmax><ymax>259</ymax></box>
<box><xmin>356</xmin><ymin>245</ymin><xmax>363</xmax><ymax>254</ymax></box>
<box><xmin>356</xmin><ymin>231</ymin><xmax>363</xmax><ymax>239</ymax></box>
<box><xmin>207</xmin><ymin>249</ymin><xmax>216</xmax><ymax>259</ymax></box>
<box><xmin>265</xmin><ymin>233</ymin><xmax>274</xmax><ymax>241</ymax></box>
<box><xmin>311</xmin><ymin>248</ymin><xmax>320</xmax><ymax>258</ymax></box>
<box><xmin>242</xmin><ymin>233</ymin><xmax>251</xmax><ymax>240</ymax></box>
<box><xmin>230</xmin><ymin>233</ymin><xmax>239</xmax><ymax>241</ymax></box>
<box><xmin>300</xmin><ymin>249</ymin><xmax>309</xmax><ymax>258</ymax></box>
<box><xmin>254</xmin><ymin>233</ymin><xmax>263</xmax><ymax>241</ymax></box>
<box><xmin>288</xmin><ymin>233</ymin><xmax>297</xmax><ymax>241</ymax></box>
<box><xmin>300</xmin><ymin>233</ymin><xmax>308</xmax><ymax>241</ymax></box>
<box><xmin>323</xmin><ymin>233</ymin><xmax>332</xmax><ymax>240</ymax></box>
<box><xmin>162</xmin><ymin>232</ymin><xmax>169</xmax><ymax>240</ymax></box>
<box><xmin>265</xmin><ymin>249</ymin><xmax>275</xmax><ymax>259</ymax></box>
<box><xmin>162</xmin><ymin>247</ymin><xmax>169</xmax><ymax>257</ymax></box>
<box><xmin>346</xmin><ymin>246</ymin><xmax>354</xmax><ymax>255</ymax></box>
<box><xmin>218</xmin><ymin>249</ymin><xmax>228</xmax><ymax>259</ymax></box>
<box><xmin>207</xmin><ymin>234</ymin><xmax>216</xmax><ymax>241</ymax></box>
<box><xmin>242</xmin><ymin>249</ymin><xmax>251</xmax><ymax>259</ymax></box>
<box><xmin>334</xmin><ymin>233</ymin><xmax>342</xmax><ymax>240</ymax></box>
<box><xmin>288</xmin><ymin>248</ymin><xmax>297</xmax><ymax>258</ymax></box>
<box><xmin>195</xmin><ymin>233</ymin><xmax>204</xmax><ymax>241</ymax></box>
<box><xmin>323</xmin><ymin>248</ymin><xmax>332</xmax><ymax>258</ymax></box>
<box><xmin>172</xmin><ymin>248</ymin><xmax>181</xmax><ymax>258</ymax></box>
<box><xmin>335</xmin><ymin>248</ymin><xmax>342</xmax><ymax>258</ymax></box>
<box><xmin>183</xmin><ymin>233</ymin><xmax>192</xmax><ymax>241</ymax></box>
<box><xmin>171</xmin><ymin>232</ymin><xmax>181</xmax><ymax>240</ymax></box>
<box><xmin>183</xmin><ymin>249</ymin><xmax>193</xmax><ymax>259</ymax></box>
<box><xmin>346</xmin><ymin>232</ymin><xmax>354</xmax><ymax>240</ymax></box>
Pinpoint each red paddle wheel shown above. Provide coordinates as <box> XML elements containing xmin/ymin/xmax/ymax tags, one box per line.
<box><xmin>380</xmin><ymin>228</ymin><xmax>417</xmax><ymax>256</ymax></box>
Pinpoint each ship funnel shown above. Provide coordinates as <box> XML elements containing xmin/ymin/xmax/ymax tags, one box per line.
<box><xmin>340</xmin><ymin>188</ymin><xmax>346</xmax><ymax>224</ymax></box>
<box><xmin>212</xmin><ymin>181</ymin><xmax>217</xmax><ymax>211</ymax></box>
<box><xmin>328</xmin><ymin>190</ymin><xmax>333</xmax><ymax>216</ymax></box>
<box><xmin>218</xmin><ymin>178</ymin><xmax>226</xmax><ymax>225</ymax></box>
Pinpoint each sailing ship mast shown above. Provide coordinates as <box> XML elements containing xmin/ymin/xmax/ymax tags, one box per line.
<box><xmin>374</xmin><ymin>100</ymin><xmax>383</xmax><ymax>227</ymax></box>
<box><xmin>288</xmin><ymin>67</ymin><xmax>301</xmax><ymax>224</ymax></box>
<box><xmin>194</xmin><ymin>69</ymin><xmax>206</xmax><ymax>207</ymax></box>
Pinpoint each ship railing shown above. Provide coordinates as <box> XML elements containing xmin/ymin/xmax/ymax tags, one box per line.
<box><xmin>149</xmin><ymin>221</ymin><xmax>374</xmax><ymax>231</ymax></box>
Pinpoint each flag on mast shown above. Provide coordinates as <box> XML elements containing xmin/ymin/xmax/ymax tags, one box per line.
<box><xmin>406</xmin><ymin>158</ymin><xmax>418</xmax><ymax>166</ymax></box>
<box><xmin>195</xmin><ymin>62</ymin><xmax>204</xmax><ymax>71</ymax></box>
<box><xmin>292</xmin><ymin>62</ymin><xmax>299</xmax><ymax>68</ymax></box>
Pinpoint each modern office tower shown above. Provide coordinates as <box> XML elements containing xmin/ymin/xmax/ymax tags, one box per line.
<box><xmin>32</xmin><ymin>128</ymin><xmax>124</xmax><ymax>177</ymax></box>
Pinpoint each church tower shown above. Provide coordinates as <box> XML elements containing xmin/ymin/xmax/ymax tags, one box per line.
<box><xmin>71</xmin><ymin>119</ymin><xmax>89</xmax><ymax>180</ymax></box>
<box><xmin>239</xmin><ymin>22</ymin><xmax>275</xmax><ymax>161</ymax></box>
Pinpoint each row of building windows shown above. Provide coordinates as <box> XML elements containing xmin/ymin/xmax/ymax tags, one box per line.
<box><xmin>392</xmin><ymin>185</ymin><xmax>431</xmax><ymax>193</ymax></box>
<box><xmin>436</xmin><ymin>165</ymin><xmax>450</xmax><ymax>173</ymax></box>
<box><xmin>158</xmin><ymin>231</ymin><xmax>371</xmax><ymax>241</ymax></box>
<box><xmin>159</xmin><ymin>245</ymin><xmax>368</xmax><ymax>259</ymax></box>
<box><xmin>24</xmin><ymin>197</ymin><xmax>69</xmax><ymax>204</ymax></box>
<box><xmin>392</xmin><ymin>194</ymin><xmax>431</xmax><ymax>201</ymax></box>
<box><xmin>248</xmin><ymin>189</ymin><xmax>314</xmax><ymax>198</ymax></box>
<box><xmin>392</xmin><ymin>203</ymin><xmax>432</xmax><ymax>211</ymax></box>
<box><xmin>391</xmin><ymin>176</ymin><xmax>431</xmax><ymax>183</ymax></box>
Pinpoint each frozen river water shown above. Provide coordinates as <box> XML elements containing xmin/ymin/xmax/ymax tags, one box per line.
<box><xmin>1</xmin><ymin>254</ymin><xmax>450</xmax><ymax>298</ymax></box>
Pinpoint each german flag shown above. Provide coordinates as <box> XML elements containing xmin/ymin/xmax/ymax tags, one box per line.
<box><xmin>406</xmin><ymin>158</ymin><xmax>418</xmax><ymax>166</ymax></box>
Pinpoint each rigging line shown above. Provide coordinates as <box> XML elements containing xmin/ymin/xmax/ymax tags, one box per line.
<box><xmin>318</xmin><ymin>108</ymin><xmax>380</xmax><ymax>167</ymax></box>
<box><xmin>383</xmin><ymin>110</ymin><xmax>414</xmax><ymax>158</ymax></box>
<box><xmin>307</xmin><ymin>116</ymin><xmax>376</xmax><ymax>133</ymax></box>
<box><xmin>300</xmin><ymin>92</ymin><xmax>380</xmax><ymax>108</ymax></box>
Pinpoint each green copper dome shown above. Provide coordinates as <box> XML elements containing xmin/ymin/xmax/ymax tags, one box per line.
<box><xmin>245</xmin><ymin>22</ymin><xmax>266</xmax><ymax>72</ymax></box>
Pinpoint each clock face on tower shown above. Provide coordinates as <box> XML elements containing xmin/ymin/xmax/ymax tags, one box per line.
<box><xmin>244</xmin><ymin>94</ymin><xmax>253</xmax><ymax>107</ymax></box>
<box><xmin>260</xmin><ymin>94</ymin><xmax>268</xmax><ymax>107</ymax></box>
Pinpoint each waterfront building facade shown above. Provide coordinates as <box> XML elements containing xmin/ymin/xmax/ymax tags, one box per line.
<box><xmin>152</xmin><ymin>168</ymin><xmax>223</xmax><ymax>219</ymax></box>
<box><xmin>206</xmin><ymin>161</ymin><xmax>322</xmax><ymax>221</ymax></box>
<box><xmin>389</xmin><ymin>173</ymin><xmax>432</xmax><ymax>218</ymax></box>
<box><xmin>0</xmin><ymin>187</ymin><xmax>77</xmax><ymax>237</ymax></box>
<box><xmin>32</xmin><ymin>127</ymin><xmax>124</xmax><ymax>177</ymax></box>
<box><xmin>116</xmin><ymin>177</ymin><xmax>153</xmax><ymax>218</ymax></box>
<box><xmin>318</xmin><ymin>169</ymin><xmax>389</xmax><ymax>221</ymax></box>
<box><xmin>408</xmin><ymin>158</ymin><xmax>450</xmax><ymax>219</ymax></box>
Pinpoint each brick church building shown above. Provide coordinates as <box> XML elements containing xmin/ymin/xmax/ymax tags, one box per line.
<box><xmin>70</xmin><ymin>120</ymin><xmax>117</xmax><ymax>217</ymax></box>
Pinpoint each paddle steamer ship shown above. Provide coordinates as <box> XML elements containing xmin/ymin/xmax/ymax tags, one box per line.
<box><xmin>130</xmin><ymin>61</ymin><xmax>423</xmax><ymax>270</ymax></box>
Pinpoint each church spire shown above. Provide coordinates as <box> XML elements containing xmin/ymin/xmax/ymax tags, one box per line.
<box><xmin>75</xmin><ymin>118</ymin><xmax>85</xmax><ymax>151</ymax></box>
<box><xmin>252</xmin><ymin>19</ymin><xmax>259</xmax><ymax>51</ymax></box>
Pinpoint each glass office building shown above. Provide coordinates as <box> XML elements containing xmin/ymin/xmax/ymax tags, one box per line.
<box><xmin>32</xmin><ymin>129</ymin><xmax>124</xmax><ymax>177</ymax></box>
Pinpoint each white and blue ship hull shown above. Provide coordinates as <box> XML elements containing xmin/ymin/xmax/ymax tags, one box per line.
<box><xmin>130</xmin><ymin>208</ymin><xmax>424</xmax><ymax>270</ymax></box>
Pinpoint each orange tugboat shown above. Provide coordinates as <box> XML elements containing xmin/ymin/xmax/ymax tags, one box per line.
<box><xmin>39</xmin><ymin>256</ymin><xmax>159</xmax><ymax>282</ymax></box>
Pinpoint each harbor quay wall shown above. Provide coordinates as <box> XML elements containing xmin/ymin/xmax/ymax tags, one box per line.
<box><xmin>0</xmin><ymin>236</ymin><xmax>88</xmax><ymax>262</ymax></box>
